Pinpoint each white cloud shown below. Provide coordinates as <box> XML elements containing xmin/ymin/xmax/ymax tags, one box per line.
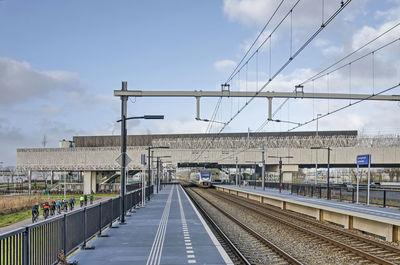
<box><xmin>214</xmin><ymin>59</ymin><xmax>237</xmax><ymax>72</ymax></box>
<box><xmin>0</xmin><ymin>57</ymin><xmax>83</xmax><ymax>105</ymax></box>
<box><xmin>222</xmin><ymin>0</ymin><xmax>340</xmax><ymax>27</ymax></box>
<box><xmin>351</xmin><ymin>20</ymin><xmax>400</xmax><ymax>51</ymax></box>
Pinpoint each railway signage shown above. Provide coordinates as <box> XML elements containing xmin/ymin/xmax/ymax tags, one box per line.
<box><xmin>116</xmin><ymin>154</ymin><xmax>132</xmax><ymax>167</ymax></box>
<box><xmin>356</xmin><ymin>154</ymin><xmax>370</xmax><ymax>165</ymax></box>
<box><xmin>356</xmin><ymin>154</ymin><xmax>371</xmax><ymax>205</ymax></box>
<box><xmin>140</xmin><ymin>154</ymin><xmax>146</xmax><ymax>165</ymax></box>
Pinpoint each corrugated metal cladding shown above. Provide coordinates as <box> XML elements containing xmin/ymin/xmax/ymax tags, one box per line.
<box><xmin>73</xmin><ymin>130</ymin><xmax>358</xmax><ymax>147</ymax></box>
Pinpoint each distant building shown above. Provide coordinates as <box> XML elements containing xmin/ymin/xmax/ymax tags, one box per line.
<box><xmin>59</xmin><ymin>139</ymin><xmax>74</xmax><ymax>148</ymax></box>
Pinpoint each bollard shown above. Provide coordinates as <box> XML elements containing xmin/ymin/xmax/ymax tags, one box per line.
<box><xmin>23</xmin><ymin>227</ymin><xmax>29</xmax><ymax>265</ymax></box>
<box><xmin>383</xmin><ymin>190</ymin><xmax>387</xmax><ymax>208</ymax></box>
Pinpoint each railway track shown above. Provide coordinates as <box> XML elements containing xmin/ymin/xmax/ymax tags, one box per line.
<box><xmin>208</xmin><ymin>188</ymin><xmax>400</xmax><ymax>265</ymax></box>
<box><xmin>185</xmin><ymin>187</ymin><xmax>303</xmax><ymax>265</ymax></box>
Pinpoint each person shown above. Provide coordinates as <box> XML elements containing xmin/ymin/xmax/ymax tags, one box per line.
<box><xmin>56</xmin><ymin>200</ymin><xmax>61</xmax><ymax>214</ymax></box>
<box><xmin>90</xmin><ymin>195</ymin><xmax>93</xmax><ymax>204</ymax></box>
<box><xmin>80</xmin><ymin>195</ymin><xmax>84</xmax><ymax>207</ymax></box>
<box><xmin>62</xmin><ymin>199</ymin><xmax>68</xmax><ymax>212</ymax></box>
<box><xmin>50</xmin><ymin>201</ymin><xmax>56</xmax><ymax>216</ymax></box>
<box><xmin>43</xmin><ymin>202</ymin><xmax>50</xmax><ymax>219</ymax></box>
<box><xmin>69</xmin><ymin>198</ymin><xmax>74</xmax><ymax>211</ymax></box>
<box><xmin>32</xmin><ymin>203</ymin><xmax>39</xmax><ymax>223</ymax></box>
<box><xmin>84</xmin><ymin>194</ymin><xmax>88</xmax><ymax>206</ymax></box>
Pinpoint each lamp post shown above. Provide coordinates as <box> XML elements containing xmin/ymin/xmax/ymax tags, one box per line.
<box><xmin>245</xmin><ymin>161</ymin><xmax>258</xmax><ymax>189</ymax></box>
<box><xmin>311</xmin><ymin>147</ymin><xmax>332</xmax><ymax>200</ymax></box>
<box><xmin>268</xmin><ymin>155</ymin><xmax>294</xmax><ymax>193</ymax></box>
<box><xmin>146</xmin><ymin>146</ymin><xmax>169</xmax><ymax>200</ymax></box>
<box><xmin>155</xmin><ymin>156</ymin><xmax>171</xmax><ymax>193</ymax></box>
<box><xmin>117</xmin><ymin>81</ymin><xmax>164</xmax><ymax>224</ymax></box>
<box><xmin>315</xmin><ymin>113</ymin><xmax>322</xmax><ymax>184</ymax></box>
<box><xmin>235</xmin><ymin>157</ymin><xmax>238</xmax><ymax>186</ymax></box>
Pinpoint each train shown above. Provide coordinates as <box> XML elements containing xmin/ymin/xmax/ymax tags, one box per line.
<box><xmin>190</xmin><ymin>170</ymin><xmax>212</xmax><ymax>188</ymax></box>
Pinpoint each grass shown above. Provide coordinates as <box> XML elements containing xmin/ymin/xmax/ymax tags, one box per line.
<box><xmin>0</xmin><ymin>193</ymin><xmax>118</xmax><ymax>228</ymax></box>
<box><xmin>0</xmin><ymin>209</ymin><xmax>31</xmax><ymax>228</ymax></box>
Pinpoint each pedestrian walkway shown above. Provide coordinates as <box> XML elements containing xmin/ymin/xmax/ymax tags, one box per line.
<box><xmin>68</xmin><ymin>185</ymin><xmax>232</xmax><ymax>265</ymax></box>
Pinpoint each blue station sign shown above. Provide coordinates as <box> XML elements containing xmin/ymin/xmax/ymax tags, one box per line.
<box><xmin>357</xmin><ymin>154</ymin><xmax>371</xmax><ymax>166</ymax></box>
<box><xmin>140</xmin><ymin>154</ymin><xmax>146</xmax><ymax>165</ymax></box>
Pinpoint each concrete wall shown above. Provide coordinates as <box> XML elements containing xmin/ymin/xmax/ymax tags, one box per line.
<box><xmin>17</xmin><ymin>146</ymin><xmax>400</xmax><ymax>171</ymax></box>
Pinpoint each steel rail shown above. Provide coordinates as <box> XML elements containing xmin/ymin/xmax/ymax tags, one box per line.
<box><xmin>215</xmin><ymin>189</ymin><xmax>400</xmax><ymax>255</ymax></box>
<box><xmin>211</xmin><ymin>190</ymin><xmax>398</xmax><ymax>265</ymax></box>
<box><xmin>189</xmin><ymin>187</ymin><xmax>304</xmax><ymax>265</ymax></box>
<box><xmin>183</xmin><ymin>187</ymin><xmax>251</xmax><ymax>265</ymax></box>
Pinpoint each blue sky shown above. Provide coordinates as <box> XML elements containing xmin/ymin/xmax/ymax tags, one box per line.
<box><xmin>1</xmin><ymin>0</ymin><xmax>400</xmax><ymax>166</ymax></box>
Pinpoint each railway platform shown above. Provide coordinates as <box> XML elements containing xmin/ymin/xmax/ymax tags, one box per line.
<box><xmin>68</xmin><ymin>184</ymin><xmax>232</xmax><ymax>264</ymax></box>
<box><xmin>215</xmin><ymin>185</ymin><xmax>400</xmax><ymax>242</ymax></box>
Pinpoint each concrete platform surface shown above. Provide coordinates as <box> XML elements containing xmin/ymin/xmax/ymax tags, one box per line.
<box><xmin>69</xmin><ymin>185</ymin><xmax>232</xmax><ymax>265</ymax></box>
<box><xmin>217</xmin><ymin>185</ymin><xmax>400</xmax><ymax>222</ymax></box>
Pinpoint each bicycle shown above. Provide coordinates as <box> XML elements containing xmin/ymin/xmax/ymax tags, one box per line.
<box><xmin>32</xmin><ymin>205</ymin><xmax>39</xmax><ymax>223</ymax></box>
<box><xmin>63</xmin><ymin>201</ymin><xmax>68</xmax><ymax>212</ymax></box>
<box><xmin>56</xmin><ymin>201</ymin><xmax>61</xmax><ymax>214</ymax></box>
<box><xmin>43</xmin><ymin>202</ymin><xmax>50</xmax><ymax>219</ymax></box>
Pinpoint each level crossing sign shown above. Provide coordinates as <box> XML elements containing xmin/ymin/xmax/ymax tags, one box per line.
<box><xmin>356</xmin><ymin>154</ymin><xmax>370</xmax><ymax>165</ymax></box>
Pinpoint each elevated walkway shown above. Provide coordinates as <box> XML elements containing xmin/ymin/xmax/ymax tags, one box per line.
<box><xmin>215</xmin><ymin>185</ymin><xmax>400</xmax><ymax>243</ymax></box>
<box><xmin>68</xmin><ymin>184</ymin><xmax>232</xmax><ymax>264</ymax></box>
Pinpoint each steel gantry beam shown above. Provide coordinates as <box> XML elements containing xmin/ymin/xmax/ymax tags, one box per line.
<box><xmin>114</xmin><ymin>90</ymin><xmax>400</xmax><ymax>101</ymax></box>
<box><xmin>114</xmin><ymin>89</ymin><xmax>400</xmax><ymax>120</ymax></box>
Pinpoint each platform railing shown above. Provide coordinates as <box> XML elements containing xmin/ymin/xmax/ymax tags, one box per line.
<box><xmin>0</xmin><ymin>185</ymin><xmax>153</xmax><ymax>265</ymax></box>
<box><xmin>228</xmin><ymin>181</ymin><xmax>400</xmax><ymax>209</ymax></box>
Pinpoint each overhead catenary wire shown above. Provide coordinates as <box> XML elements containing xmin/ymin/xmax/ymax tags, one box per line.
<box><xmin>218</xmin><ymin>0</ymin><xmax>352</xmax><ymax>135</ymax></box>
<box><xmin>194</xmin><ymin>0</ymin><xmax>352</xmax><ymax>161</ymax></box>
<box><xmin>226</xmin><ymin>0</ymin><xmax>302</xmax><ymax>84</ymax></box>
<box><xmin>257</xmin><ymin>20</ymin><xmax>400</xmax><ymax>133</ymax></box>
<box><xmin>225</xmin><ymin>0</ymin><xmax>286</xmax><ymax>84</ymax></box>
<box><xmin>305</xmin><ymin>37</ymin><xmax>400</xmax><ymax>84</ymax></box>
<box><xmin>299</xmin><ymin>20</ymin><xmax>400</xmax><ymax>86</ymax></box>
<box><xmin>287</xmin><ymin>83</ymin><xmax>400</xmax><ymax>132</ymax></box>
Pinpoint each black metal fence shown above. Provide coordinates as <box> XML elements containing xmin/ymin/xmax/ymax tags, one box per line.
<box><xmin>0</xmin><ymin>185</ymin><xmax>153</xmax><ymax>265</ymax></box>
<box><xmin>242</xmin><ymin>181</ymin><xmax>400</xmax><ymax>209</ymax></box>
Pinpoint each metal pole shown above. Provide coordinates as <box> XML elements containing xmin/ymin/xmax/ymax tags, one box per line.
<box><xmin>367</xmin><ymin>154</ymin><xmax>371</xmax><ymax>205</ymax></box>
<box><xmin>120</xmin><ymin>81</ymin><xmax>128</xmax><ymax>224</ymax></box>
<box><xmin>239</xmin><ymin>166</ymin><xmax>241</xmax><ymax>187</ymax></box>
<box><xmin>315</xmin><ymin>119</ymin><xmax>318</xmax><ymax>185</ymax></box>
<box><xmin>356</xmin><ymin>164</ymin><xmax>359</xmax><ymax>203</ymax></box>
<box><xmin>262</xmin><ymin>144</ymin><xmax>265</xmax><ymax>190</ymax></box>
<box><xmin>151</xmin><ymin>150</ymin><xmax>154</xmax><ymax>186</ymax></box>
<box><xmin>64</xmin><ymin>172</ymin><xmax>66</xmax><ymax>199</ymax></box>
<box><xmin>279</xmin><ymin>158</ymin><xmax>282</xmax><ymax>193</ymax></box>
<box><xmin>28</xmin><ymin>169</ymin><xmax>32</xmax><ymax>194</ymax></box>
<box><xmin>147</xmin><ymin>147</ymin><xmax>151</xmax><ymax>201</ymax></box>
<box><xmin>327</xmin><ymin>148</ymin><xmax>331</xmax><ymax>200</ymax></box>
<box><xmin>235</xmin><ymin>157</ymin><xmax>238</xmax><ymax>186</ymax></box>
<box><xmin>142</xmin><ymin>168</ymin><xmax>145</xmax><ymax>206</ymax></box>
<box><xmin>253</xmin><ymin>163</ymin><xmax>256</xmax><ymax>189</ymax></box>
<box><xmin>157</xmin><ymin>158</ymin><xmax>160</xmax><ymax>193</ymax></box>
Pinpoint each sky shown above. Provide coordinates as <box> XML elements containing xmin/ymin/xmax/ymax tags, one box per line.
<box><xmin>0</xmin><ymin>0</ymin><xmax>400</xmax><ymax>166</ymax></box>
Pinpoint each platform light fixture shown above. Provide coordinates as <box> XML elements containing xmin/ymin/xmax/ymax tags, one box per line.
<box><xmin>117</xmin><ymin>81</ymin><xmax>164</xmax><ymax>224</ymax></box>
<box><xmin>311</xmin><ymin>147</ymin><xmax>332</xmax><ymax>200</ymax></box>
<box><xmin>268</xmin><ymin>155</ymin><xmax>294</xmax><ymax>193</ymax></box>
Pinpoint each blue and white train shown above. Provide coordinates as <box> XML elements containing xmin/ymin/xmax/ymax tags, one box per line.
<box><xmin>190</xmin><ymin>170</ymin><xmax>212</xmax><ymax>188</ymax></box>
